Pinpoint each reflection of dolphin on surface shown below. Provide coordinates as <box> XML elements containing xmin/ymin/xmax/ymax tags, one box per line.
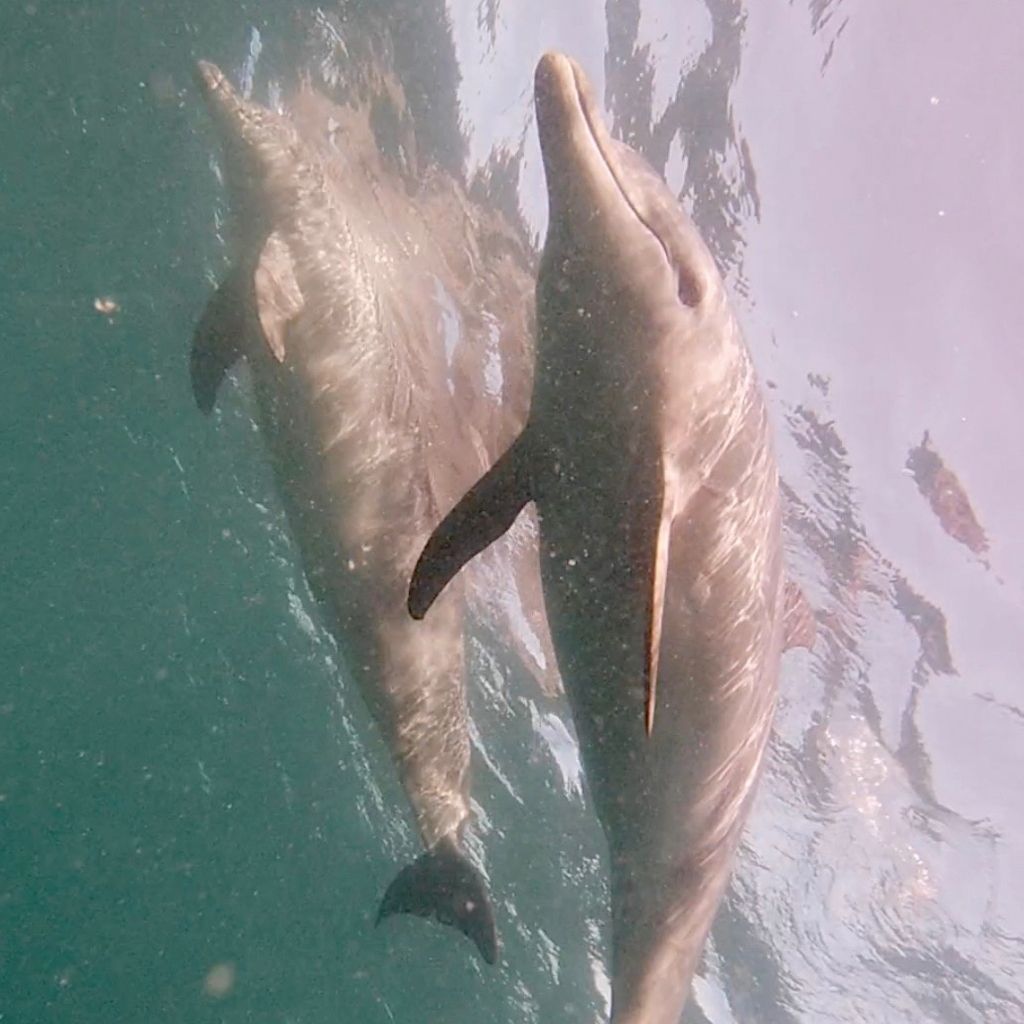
<box><xmin>410</xmin><ymin>52</ymin><xmax>809</xmax><ymax>1021</ymax></box>
<box><xmin>191</xmin><ymin>59</ymin><xmax>546</xmax><ymax>963</ymax></box>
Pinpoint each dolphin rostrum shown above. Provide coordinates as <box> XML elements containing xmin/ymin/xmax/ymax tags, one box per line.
<box><xmin>409</xmin><ymin>52</ymin><xmax>810</xmax><ymax>1020</ymax></box>
<box><xmin>192</xmin><ymin>60</ymin><xmax>505</xmax><ymax>961</ymax></box>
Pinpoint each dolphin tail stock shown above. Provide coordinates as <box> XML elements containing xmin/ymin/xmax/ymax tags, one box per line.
<box><xmin>408</xmin><ymin>429</ymin><xmax>534</xmax><ymax>620</ymax></box>
<box><xmin>377</xmin><ymin>834</ymin><xmax>499</xmax><ymax>965</ymax></box>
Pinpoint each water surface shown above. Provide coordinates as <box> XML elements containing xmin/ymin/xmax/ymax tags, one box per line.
<box><xmin>3</xmin><ymin>2</ymin><xmax>1022</xmax><ymax>1022</ymax></box>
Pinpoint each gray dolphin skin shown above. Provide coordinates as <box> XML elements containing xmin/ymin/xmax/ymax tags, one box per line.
<box><xmin>409</xmin><ymin>52</ymin><xmax>807</xmax><ymax>1021</ymax></box>
<box><xmin>192</xmin><ymin>61</ymin><xmax>498</xmax><ymax>963</ymax></box>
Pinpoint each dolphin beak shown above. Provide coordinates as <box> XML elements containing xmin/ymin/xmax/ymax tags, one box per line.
<box><xmin>534</xmin><ymin>51</ymin><xmax>615</xmax><ymax>159</ymax></box>
<box><xmin>533</xmin><ymin>50</ymin><xmax>633</xmax><ymax>234</ymax></box>
<box><xmin>534</xmin><ymin>51</ymin><xmax>578</xmax><ymax>111</ymax></box>
<box><xmin>195</xmin><ymin>60</ymin><xmax>227</xmax><ymax>97</ymax></box>
<box><xmin>533</xmin><ymin>52</ymin><xmax>588</xmax><ymax>156</ymax></box>
<box><xmin>533</xmin><ymin>51</ymin><xmax>604</xmax><ymax>227</ymax></box>
<box><xmin>194</xmin><ymin>59</ymin><xmax>246</xmax><ymax>126</ymax></box>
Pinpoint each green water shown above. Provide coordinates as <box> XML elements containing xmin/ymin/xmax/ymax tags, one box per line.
<box><xmin>2</xmin><ymin>4</ymin><xmax>608</xmax><ymax>1021</ymax></box>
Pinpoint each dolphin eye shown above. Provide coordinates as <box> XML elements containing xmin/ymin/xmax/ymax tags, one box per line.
<box><xmin>677</xmin><ymin>264</ymin><xmax>702</xmax><ymax>307</ymax></box>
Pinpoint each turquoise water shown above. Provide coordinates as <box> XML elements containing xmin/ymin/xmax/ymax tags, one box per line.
<box><xmin>5</xmin><ymin>8</ymin><xmax>605</xmax><ymax>1020</ymax></box>
<box><xmin>5</xmin><ymin>2</ymin><xmax>1023</xmax><ymax>1023</ymax></box>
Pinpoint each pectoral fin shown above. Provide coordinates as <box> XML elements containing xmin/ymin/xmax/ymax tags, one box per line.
<box><xmin>253</xmin><ymin>232</ymin><xmax>303</xmax><ymax>362</ymax></box>
<box><xmin>409</xmin><ymin>430</ymin><xmax>534</xmax><ymax>621</ymax></box>
<box><xmin>644</xmin><ymin>466</ymin><xmax>674</xmax><ymax>737</ymax></box>
<box><xmin>190</xmin><ymin>233</ymin><xmax>302</xmax><ymax>412</ymax></box>
<box><xmin>190</xmin><ymin>263</ymin><xmax>250</xmax><ymax>413</ymax></box>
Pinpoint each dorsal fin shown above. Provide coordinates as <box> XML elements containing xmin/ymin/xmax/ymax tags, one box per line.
<box><xmin>644</xmin><ymin>464</ymin><xmax>674</xmax><ymax>736</ymax></box>
<box><xmin>253</xmin><ymin>232</ymin><xmax>303</xmax><ymax>362</ymax></box>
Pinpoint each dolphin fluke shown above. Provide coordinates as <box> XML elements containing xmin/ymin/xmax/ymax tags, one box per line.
<box><xmin>377</xmin><ymin>835</ymin><xmax>499</xmax><ymax>965</ymax></box>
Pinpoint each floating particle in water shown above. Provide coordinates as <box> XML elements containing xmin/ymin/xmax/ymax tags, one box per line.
<box><xmin>203</xmin><ymin>962</ymin><xmax>236</xmax><ymax>999</ymax></box>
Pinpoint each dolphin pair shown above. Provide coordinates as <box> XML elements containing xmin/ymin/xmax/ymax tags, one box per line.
<box><xmin>191</xmin><ymin>60</ymin><xmax>539</xmax><ymax>963</ymax></box>
<box><xmin>410</xmin><ymin>52</ymin><xmax>810</xmax><ymax>1022</ymax></box>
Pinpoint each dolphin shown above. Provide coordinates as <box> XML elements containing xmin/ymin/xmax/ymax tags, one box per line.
<box><xmin>409</xmin><ymin>52</ymin><xmax>810</xmax><ymax>1021</ymax></box>
<box><xmin>191</xmin><ymin>60</ymin><xmax>502</xmax><ymax>962</ymax></box>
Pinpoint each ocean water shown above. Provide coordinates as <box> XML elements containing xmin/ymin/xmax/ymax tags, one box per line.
<box><xmin>3</xmin><ymin>2</ymin><xmax>1022</xmax><ymax>1023</ymax></box>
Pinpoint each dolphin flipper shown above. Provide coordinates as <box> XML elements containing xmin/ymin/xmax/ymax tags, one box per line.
<box><xmin>191</xmin><ymin>236</ymin><xmax>302</xmax><ymax>414</ymax></box>
<box><xmin>190</xmin><ymin>263</ymin><xmax>250</xmax><ymax>413</ymax></box>
<box><xmin>377</xmin><ymin>836</ymin><xmax>499</xmax><ymax>965</ymax></box>
<box><xmin>409</xmin><ymin>430</ymin><xmax>533</xmax><ymax>620</ymax></box>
